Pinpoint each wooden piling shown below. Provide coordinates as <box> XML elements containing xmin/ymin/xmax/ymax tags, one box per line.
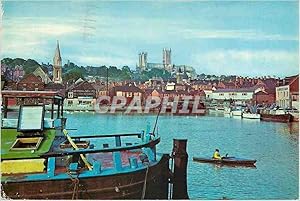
<box><xmin>172</xmin><ymin>139</ymin><xmax>189</xmax><ymax>199</ymax></box>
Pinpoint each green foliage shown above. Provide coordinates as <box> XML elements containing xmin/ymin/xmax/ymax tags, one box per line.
<box><xmin>2</xmin><ymin>58</ymin><xmax>14</xmax><ymax>65</ymax></box>
<box><xmin>63</xmin><ymin>68</ymin><xmax>84</xmax><ymax>81</ymax></box>
<box><xmin>23</xmin><ymin>59</ymin><xmax>41</xmax><ymax>74</ymax></box>
<box><xmin>1</xmin><ymin>57</ymin><xmax>171</xmax><ymax>82</ymax></box>
<box><xmin>1</xmin><ymin>57</ymin><xmax>41</xmax><ymax>74</ymax></box>
<box><xmin>98</xmin><ymin>66</ymin><xmax>108</xmax><ymax>76</ymax></box>
<box><xmin>135</xmin><ymin>68</ymin><xmax>172</xmax><ymax>81</ymax></box>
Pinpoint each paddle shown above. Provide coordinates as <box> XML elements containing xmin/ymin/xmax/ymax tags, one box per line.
<box><xmin>221</xmin><ymin>153</ymin><xmax>235</xmax><ymax>159</ymax></box>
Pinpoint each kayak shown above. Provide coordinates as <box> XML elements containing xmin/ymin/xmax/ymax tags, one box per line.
<box><xmin>193</xmin><ymin>156</ymin><xmax>256</xmax><ymax>166</ymax></box>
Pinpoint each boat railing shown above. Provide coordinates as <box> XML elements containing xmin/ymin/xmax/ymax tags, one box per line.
<box><xmin>2</xmin><ymin>131</ymin><xmax>160</xmax><ymax>178</ymax></box>
<box><xmin>2</xmin><ymin>118</ymin><xmax>62</xmax><ymax>129</ymax></box>
<box><xmin>40</xmin><ymin>131</ymin><xmax>159</xmax><ymax>176</ymax></box>
<box><xmin>41</xmin><ymin>135</ymin><xmax>159</xmax><ymax>158</ymax></box>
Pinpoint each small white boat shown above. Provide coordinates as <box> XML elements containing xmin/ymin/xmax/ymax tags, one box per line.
<box><xmin>224</xmin><ymin>107</ymin><xmax>231</xmax><ymax>115</ymax></box>
<box><xmin>231</xmin><ymin>110</ymin><xmax>242</xmax><ymax>116</ymax></box>
<box><xmin>242</xmin><ymin>113</ymin><xmax>261</xmax><ymax>119</ymax></box>
<box><xmin>230</xmin><ymin>106</ymin><xmax>243</xmax><ymax>116</ymax></box>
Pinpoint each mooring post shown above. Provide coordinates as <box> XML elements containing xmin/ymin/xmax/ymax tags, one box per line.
<box><xmin>172</xmin><ymin>139</ymin><xmax>189</xmax><ymax>199</ymax></box>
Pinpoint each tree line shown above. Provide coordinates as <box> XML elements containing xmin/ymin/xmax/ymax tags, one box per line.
<box><xmin>1</xmin><ymin>57</ymin><xmax>172</xmax><ymax>82</ymax></box>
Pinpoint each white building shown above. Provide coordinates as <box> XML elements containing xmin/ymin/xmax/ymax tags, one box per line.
<box><xmin>165</xmin><ymin>82</ymin><xmax>175</xmax><ymax>91</ymax></box>
<box><xmin>211</xmin><ymin>87</ymin><xmax>263</xmax><ymax>103</ymax></box>
<box><xmin>276</xmin><ymin>75</ymin><xmax>299</xmax><ymax>109</ymax></box>
<box><xmin>276</xmin><ymin>85</ymin><xmax>290</xmax><ymax>108</ymax></box>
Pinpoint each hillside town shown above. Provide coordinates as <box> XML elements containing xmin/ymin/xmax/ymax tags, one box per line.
<box><xmin>1</xmin><ymin>41</ymin><xmax>299</xmax><ymax>117</ymax></box>
<box><xmin>1</xmin><ymin>1</ymin><xmax>299</xmax><ymax>200</ymax></box>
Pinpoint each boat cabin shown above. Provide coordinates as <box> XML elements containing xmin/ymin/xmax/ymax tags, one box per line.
<box><xmin>1</xmin><ymin>90</ymin><xmax>161</xmax><ymax>177</ymax></box>
<box><xmin>1</xmin><ymin>91</ymin><xmax>65</xmax><ymax>173</ymax></box>
<box><xmin>1</xmin><ymin>91</ymin><xmax>170</xmax><ymax>200</ymax></box>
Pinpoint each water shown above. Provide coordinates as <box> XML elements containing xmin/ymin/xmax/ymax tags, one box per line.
<box><xmin>64</xmin><ymin>112</ymin><xmax>299</xmax><ymax>199</ymax></box>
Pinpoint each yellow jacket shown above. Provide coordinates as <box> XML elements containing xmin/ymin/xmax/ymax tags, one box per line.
<box><xmin>213</xmin><ymin>151</ymin><xmax>221</xmax><ymax>159</ymax></box>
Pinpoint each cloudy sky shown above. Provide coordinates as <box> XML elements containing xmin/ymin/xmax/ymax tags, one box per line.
<box><xmin>1</xmin><ymin>1</ymin><xmax>299</xmax><ymax>76</ymax></box>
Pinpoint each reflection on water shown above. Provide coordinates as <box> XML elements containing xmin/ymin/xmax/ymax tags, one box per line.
<box><xmin>276</xmin><ymin>123</ymin><xmax>299</xmax><ymax>141</ymax></box>
<box><xmin>1</xmin><ymin>111</ymin><xmax>299</xmax><ymax>199</ymax></box>
<box><xmin>63</xmin><ymin>113</ymin><xmax>298</xmax><ymax>199</ymax></box>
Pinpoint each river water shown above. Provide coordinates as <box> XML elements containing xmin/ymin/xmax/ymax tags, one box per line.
<box><xmin>64</xmin><ymin>112</ymin><xmax>299</xmax><ymax>199</ymax></box>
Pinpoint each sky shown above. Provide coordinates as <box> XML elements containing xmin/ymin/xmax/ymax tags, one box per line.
<box><xmin>1</xmin><ymin>0</ymin><xmax>299</xmax><ymax>77</ymax></box>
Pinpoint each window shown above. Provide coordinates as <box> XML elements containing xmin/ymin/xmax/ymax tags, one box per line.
<box><xmin>35</xmin><ymin>88</ymin><xmax>39</xmax><ymax>91</ymax></box>
<box><xmin>242</xmin><ymin>93</ymin><xmax>247</xmax><ymax>96</ymax></box>
<box><xmin>68</xmin><ymin>92</ymin><xmax>73</xmax><ymax>98</ymax></box>
<box><xmin>10</xmin><ymin>137</ymin><xmax>43</xmax><ymax>150</ymax></box>
<box><xmin>219</xmin><ymin>93</ymin><xmax>224</xmax><ymax>96</ymax></box>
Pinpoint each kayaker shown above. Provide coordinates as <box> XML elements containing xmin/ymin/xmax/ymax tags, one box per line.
<box><xmin>213</xmin><ymin>149</ymin><xmax>222</xmax><ymax>160</ymax></box>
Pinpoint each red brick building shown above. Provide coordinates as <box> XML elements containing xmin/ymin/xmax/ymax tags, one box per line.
<box><xmin>289</xmin><ymin>75</ymin><xmax>299</xmax><ymax>109</ymax></box>
<box><xmin>253</xmin><ymin>91</ymin><xmax>275</xmax><ymax>105</ymax></box>
<box><xmin>66</xmin><ymin>81</ymin><xmax>97</xmax><ymax>99</ymax></box>
<box><xmin>17</xmin><ymin>74</ymin><xmax>44</xmax><ymax>91</ymax></box>
<box><xmin>191</xmin><ymin>80</ymin><xmax>213</xmax><ymax>91</ymax></box>
<box><xmin>217</xmin><ymin>81</ymin><xmax>237</xmax><ymax>89</ymax></box>
<box><xmin>111</xmin><ymin>84</ymin><xmax>144</xmax><ymax>105</ymax></box>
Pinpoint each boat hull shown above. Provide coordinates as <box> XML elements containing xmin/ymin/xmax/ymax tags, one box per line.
<box><xmin>231</xmin><ymin>110</ymin><xmax>242</xmax><ymax>116</ymax></box>
<box><xmin>289</xmin><ymin>112</ymin><xmax>299</xmax><ymax>122</ymax></box>
<box><xmin>2</xmin><ymin>155</ymin><xmax>170</xmax><ymax>200</ymax></box>
<box><xmin>242</xmin><ymin>113</ymin><xmax>260</xmax><ymax>119</ymax></box>
<box><xmin>260</xmin><ymin>114</ymin><xmax>292</xmax><ymax>123</ymax></box>
<box><xmin>193</xmin><ymin>157</ymin><xmax>256</xmax><ymax>166</ymax></box>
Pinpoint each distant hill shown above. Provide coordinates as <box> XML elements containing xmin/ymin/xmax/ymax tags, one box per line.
<box><xmin>1</xmin><ymin>58</ymin><xmax>41</xmax><ymax>74</ymax></box>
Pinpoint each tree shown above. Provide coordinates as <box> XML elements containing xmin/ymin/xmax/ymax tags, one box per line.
<box><xmin>63</xmin><ymin>68</ymin><xmax>84</xmax><ymax>81</ymax></box>
<box><xmin>23</xmin><ymin>59</ymin><xmax>41</xmax><ymax>74</ymax></box>
<box><xmin>120</xmin><ymin>66</ymin><xmax>132</xmax><ymax>80</ymax></box>
<box><xmin>1</xmin><ymin>58</ymin><xmax>13</xmax><ymax>65</ymax></box>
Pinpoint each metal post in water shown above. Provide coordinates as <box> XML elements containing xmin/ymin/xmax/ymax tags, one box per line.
<box><xmin>172</xmin><ymin>139</ymin><xmax>189</xmax><ymax>199</ymax></box>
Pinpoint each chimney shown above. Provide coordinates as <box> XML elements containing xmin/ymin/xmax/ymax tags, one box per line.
<box><xmin>239</xmin><ymin>77</ymin><xmax>243</xmax><ymax>86</ymax></box>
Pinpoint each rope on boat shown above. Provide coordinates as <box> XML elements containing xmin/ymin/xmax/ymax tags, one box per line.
<box><xmin>72</xmin><ymin>178</ymin><xmax>80</xmax><ymax>200</ymax></box>
<box><xmin>141</xmin><ymin>166</ymin><xmax>149</xmax><ymax>199</ymax></box>
<box><xmin>67</xmin><ymin>171</ymin><xmax>80</xmax><ymax>200</ymax></box>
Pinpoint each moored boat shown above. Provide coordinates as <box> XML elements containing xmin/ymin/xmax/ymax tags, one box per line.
<box><xmin>1</xmin><ymin>90</ymin><xmax>173</xmax><ymax>199</ymax></box>
<box><xmin>230</xmin><ymin>106</ymin><xmax>243</xmax><ymax>116</ymax></box>
<box><xmin>260</xmin><ymin>113</ymin><xmax>292</xmax><ymax>123</ymax></box>
<box><xmin>287</xmin><ymin>110</ymin><xmax>299</xmax><ymax>122</ymax></box>
<box><xmin>193</xmin><ymin>156</ymin><xmax>256</xmax><ymax>166</ymax></box>
<box><xmin>242</xmin><ymin>113</ymin><xmax>261</xmax><ymax>119</ymax></box>
<box><xmin>223</xmin><ymin>107</ymin><xmax>231</xmax><ymax>115</ymax></box>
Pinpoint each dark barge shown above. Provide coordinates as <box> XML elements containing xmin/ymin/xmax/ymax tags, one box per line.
<box><xmin>1</xmin><ymin>90</ymin><xmax>189</xmax><ymax>199</ymax></box>
<box><xmin>260</xmin><ymin>113</ymin><xmax>292</xmax><ymax>123</ymax></box>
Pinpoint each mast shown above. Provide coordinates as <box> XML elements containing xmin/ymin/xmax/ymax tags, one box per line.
<box><xmin>106</xmin><ymin>67</ymin><xmax>109</xmax><ymax>96</ymax></box>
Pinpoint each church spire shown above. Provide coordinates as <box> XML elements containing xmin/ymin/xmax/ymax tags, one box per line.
<box><xmin>54</xmin><ymin>40</ymin><xmax>61</xmax><ymax>62</ymax></box>
<box><xmin>53</xmin><ymin>40</ymin><xmax>62</xmax><ymax>84</ymax></box>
